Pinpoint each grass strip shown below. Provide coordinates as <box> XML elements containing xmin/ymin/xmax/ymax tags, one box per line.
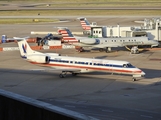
<box><xmin>4</xmin><ymin>0</ymin><xmax>161</xmax><ymax>2</ymax></box>
<box><xmin>36</xmin><ymin>2</ymin><xmax>161</xmax><ymax>7</ymax></box>
<box><xmin>0</xmin><ymin>10</ymin><xmax>161</xmax><ymax>16</ymax></box>
<box><xmin>0</xmin><ymin>18</ymin><xmax>58</xmax><ymax>24</ymax></box>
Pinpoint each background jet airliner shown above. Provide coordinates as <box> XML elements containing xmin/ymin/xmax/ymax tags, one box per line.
<box><xmin>58</xmin><ymin>27</ymin><xmax>159</xmax><ymax>52</ymax></box>
<box><xmin>17</xmin><ymin>40</ymin><xmax>145</xmax><ymax>81</ymax></box>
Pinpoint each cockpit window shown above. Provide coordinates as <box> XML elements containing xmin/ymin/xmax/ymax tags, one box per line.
<box><xmin>127</xmin><ymin>63</ymin><xmax>133</xmax><ymax>67</ymax></box>
<box><xmin>123</xmin><ymin>64</ymin><xmax>127</xmax><ymax>67</ymax></box>
<box><xmin>123</xmin><ymin>63</ymin><xmax>134</xmax><ymax>68</ymax></box>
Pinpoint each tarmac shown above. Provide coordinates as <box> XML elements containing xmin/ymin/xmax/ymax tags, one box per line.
<box><xmin>0</xmin><ymin>16</ymin><xmax>161</xmax><ymax>120</ymax></box>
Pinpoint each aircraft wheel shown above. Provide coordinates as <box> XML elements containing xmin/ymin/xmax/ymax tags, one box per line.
<box><xmin>105</xmin><ymin>49</ymin><xmax>108</xmax><ymax>53</ymax></box>
<box><xmin>132</xmin><ymin>78</ymin><xmax>136</xmax><ymax>82</ymax></box>
<box><xmin>59</xmin><ymin>74</ymin><xmax>65</xmax><ymax>78</ymax></box>
<box><xmin>99</xmin><ymin>48</ymin><xmax>104</xmax><ymax>52</ymax></box>
<box><xmin>80</xmin><ymin>48</ymin><xmax>84</xmax><ymax>52</ymax></box>
<box><xmin>77</xmin><ymin>48</ymin><xmax>83</xmax><ymax>52</ymax></box>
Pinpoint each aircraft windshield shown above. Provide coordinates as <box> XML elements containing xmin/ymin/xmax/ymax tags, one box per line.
<box><xmin>123</xmin><ymin>63</ymin><xmax>134</xmax><ymax>68</ymax></box>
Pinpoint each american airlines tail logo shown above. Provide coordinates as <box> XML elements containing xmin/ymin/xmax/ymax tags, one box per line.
<box><xmin>58</xmin><ymin>29</ymin><xmax>77</xmax><ymax>43</ymax></box>
<box><xmin>22</xmin><ymin>44</ymin><xmax>27</xmax><ymax>53</ymax></box>
<box><xmin>58</xmin><ymin>29</ymin><xmax>73</xmax><ymax>37</ymax></box>
<box><xmin>80</xmin><ymin>20</ymin><xmax>91</xmax><ymax>30</ymax></box>
<box><xmin>57</xmin><ymin>29</ymin><xmax>68</xmax><ymax>36</ymax></box>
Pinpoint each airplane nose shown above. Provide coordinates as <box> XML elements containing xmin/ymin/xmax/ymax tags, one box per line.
<box><xmin>157</xmin><ymin>41</ymin><xmax>160</xmax><ymax>45</ymax></box>
<box><xmin>155</xmin><ymin>40</ymin><xmax>159</xmax><ymax>46</ymax></box>
<box><xmin>141</xmin><ymin>71</ymin><xmax>146</xmax><ymax>77</ymax></box>
<box><xmin>151</xmin><ymin>40</ymin><xmax>159</xmax><ymax>47</ymax></box>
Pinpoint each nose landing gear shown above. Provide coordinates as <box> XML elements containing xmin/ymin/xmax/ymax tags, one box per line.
<box><xmin>132</xmin><ymin>78</ymin><xmax>136</xmax><ymax>82</ymax></box>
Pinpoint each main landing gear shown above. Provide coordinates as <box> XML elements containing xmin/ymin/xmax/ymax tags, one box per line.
<box><xmin>99</xmin><ymin>48</ymin><xmax>104</xmax><ymax>52</ymax></box>
<box><xmin>59</xmin><ymin>71</ymin><xmax>78</xmax><ymax>78</ymax></box>
<box><xmin>59</xmin><ymin>71</ymin><xmax>67</xmax><ymax>78</ymax></box>
<box><xmin>99</xmin><ymin>47</ymin><xmax>112</xmax><ymax>53</ymax></box>
<box><xmin>105</xmin><ymin>47</ymin><xmax>112</xmax><ymax>53</ymax></box>
<box><xmin>76</xmin><ymin>47</ymin><xmax>84</xmax><ymax>52</ymax></box>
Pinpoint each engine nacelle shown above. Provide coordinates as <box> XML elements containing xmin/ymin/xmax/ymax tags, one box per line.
<box><xmin>27</xmin><ymin>54</ymin><xmax>50</xmax><ymax>63</ymax></box>
<box><xmin>78</xmin><ymin>38</ymin><xmax>99</xmax><ymax>45</ymax></box>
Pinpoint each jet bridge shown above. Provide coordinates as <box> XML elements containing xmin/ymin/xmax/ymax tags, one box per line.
<box><xmin>90</xmin><ymin>26</ymin><xmax>106</xmax><ymax>38</ymax></box>
<box><xmin>121</xmin><ymin>30</ymin><xmax>147</xmax><ymax>37</ymax></box>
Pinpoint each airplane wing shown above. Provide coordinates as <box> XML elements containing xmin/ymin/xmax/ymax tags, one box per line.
<box><xmin>93</xmin><ymin>43</ymin><xmax>124</xmax><ymax>48</ymax></box>
<box><xmin>31</xmin><ymin>31</ymin><xmax>58</xmax><ymax>35</ymax></box>
<box><xmin>31</xmin><ymin>68</ymin><xmax>81</xmax><ymax>73</ymax></box>
<box><xmin>53</xmin><ymin>68</ymin><xmax>81</xmax><ymax>73</ymax></box>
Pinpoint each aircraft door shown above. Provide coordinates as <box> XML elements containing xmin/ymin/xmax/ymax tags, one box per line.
<box><xmin>122</xmin><ymin>64</ymin><xmax>128</xmax><ymax>74</ymax></box>
<box><xmin>109</xmin><ymin>64</ymin><xmax>113</xmax><ymax>73</ymax></box>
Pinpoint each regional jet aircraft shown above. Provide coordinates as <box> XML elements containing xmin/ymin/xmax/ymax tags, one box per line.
<box><xmin>17</xmin><ymin>40</ymin><xmax>145</xmax><ymax>81</ymax></box>
<box><xmin>58</xmin><ymin>27</ymin><xmax>159</xmax><ymax>52</ymax></box>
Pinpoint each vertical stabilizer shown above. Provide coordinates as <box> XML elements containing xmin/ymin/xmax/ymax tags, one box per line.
<box><xmin>17</xmin><ymin>40</ymin><xmax>34</xmax><ymax>58</ymax></box>
<box><xmin>77</xmin><ymin>17</ymin><xmax>91</xmax><ymax>30</ymax></box>
<box><xmin>57</xmin><ymin>27</ymin><xmax>78</xmax><ymax>43</ymax></box>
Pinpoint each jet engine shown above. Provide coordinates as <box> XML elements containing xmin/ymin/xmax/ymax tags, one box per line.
<box><xmin>78</xmin><ymin>38</ymin><xmax>99</xmax><ymax>45</ymax></box>
<box><xmin>27</xmin><ymin>54</ymin><xmax>50</xmax><ymax>63</ymax></box>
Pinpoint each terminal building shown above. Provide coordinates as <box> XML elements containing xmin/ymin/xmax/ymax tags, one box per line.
<box><xmin>88</xmin><ymin>17</ymin><xmax>161</xmax><ymax>41</ymax></box>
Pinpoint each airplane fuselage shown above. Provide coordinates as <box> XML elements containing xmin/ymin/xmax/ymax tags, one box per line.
<box><xmin>73</xmin><ymin>37</ymin><xmax>159</xmax><ymax>48</ymax></box>
<box><xmin>28</xmin><ymin>55</ymin><xmax>145</xmax><ymax>77</ymax></box>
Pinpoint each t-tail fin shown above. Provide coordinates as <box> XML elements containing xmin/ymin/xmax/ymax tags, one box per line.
<box><xmin>57</xmin><ymin>27</ymin><xmax>78</xmax><ymax>43</ymax></box>
<box><xmin>77</xmin><ymin>17</ymin><xmax>91</xmax><ymax>30</ymax></box>
<box><xmin>17</xmin><ymin>40</ymin><xmax>34</xmax><ymax>58</ymax></box>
